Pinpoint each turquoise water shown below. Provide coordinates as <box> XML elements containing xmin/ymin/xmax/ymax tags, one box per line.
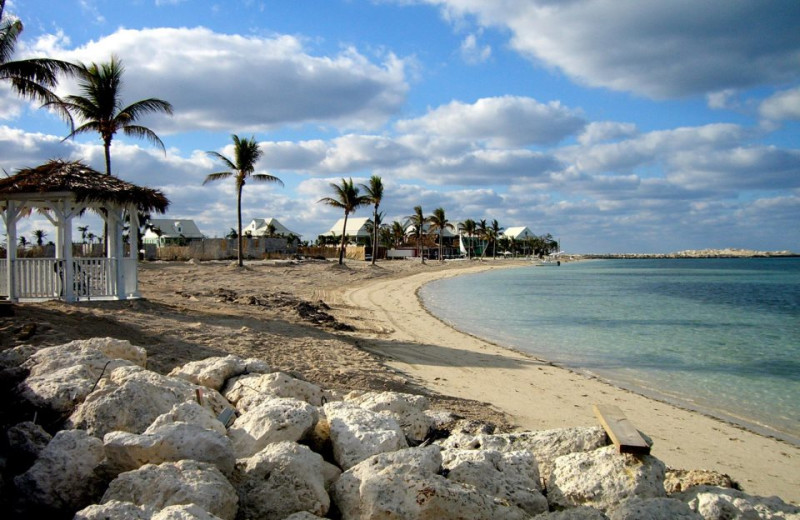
<box><xmin>419</xmin><ymin>258</ymin><xmax>800</xmax><ymax>443</ymax></box>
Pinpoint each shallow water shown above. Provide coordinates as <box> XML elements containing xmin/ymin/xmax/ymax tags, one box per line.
<box><xmin>419</xmin><ymin>258</ymin><xmax>800</xmax><ymax>443</ymax></box>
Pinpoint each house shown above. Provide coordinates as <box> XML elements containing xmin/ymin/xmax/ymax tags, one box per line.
<box><xmin>502</xmin><ymin>226</ymin><xmax>536</xmax><ymax>240</ymax></box>
<box><xmin>320</xmin><ymin>217</ymin><xmax>373</xmax><ymax>245</ymax></box>
<box><xmin>143</xmin><ymin>219</ymin><xmax>204</xmax><ymax>246</ymax></box>
<box><xmin>243</xmin><ymin>218</ymin><xmax>301</xmax><ymax>239</ymax></box>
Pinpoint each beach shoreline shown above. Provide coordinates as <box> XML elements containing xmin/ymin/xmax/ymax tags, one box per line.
<box><xmin>340</xmin><ymin>259</ymin><xmax>800</xmax><ymax>503</ymax></box>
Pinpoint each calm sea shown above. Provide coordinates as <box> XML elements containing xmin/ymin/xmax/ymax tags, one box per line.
<box><xmin>419</xmin><ymin>258</ymin><xmax>800</xmax><ymax>444</ymax></box>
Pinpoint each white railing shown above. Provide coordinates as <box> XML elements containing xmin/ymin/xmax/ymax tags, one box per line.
<box><xmin>1</xmin><ymin>257</ymin><xmax>136</xmax><ymax>301</ymax></box>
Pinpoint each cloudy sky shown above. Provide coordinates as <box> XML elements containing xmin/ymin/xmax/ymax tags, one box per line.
<box><xmin>2</xmin><ymin>0</ymin><xmax>799</xmax><ymax>253</ymax></box>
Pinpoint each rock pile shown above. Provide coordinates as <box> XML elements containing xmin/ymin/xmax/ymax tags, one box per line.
<box><xmin>1</xmin><ymin>338</ymin><xmax>797</xmax><ymax>519</ymax></box>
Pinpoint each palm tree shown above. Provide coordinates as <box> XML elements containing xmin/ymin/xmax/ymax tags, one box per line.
<box><xmin>0</xmin><ymin>0</ymin><xmax>78</xmax><ymax>119</ymax></box>
<box><xmin>476</xmin><ymin>219</ymin><xmax>489</xmax><ymax>259</ymax></box>
<box><xmin>205</xmin><ymin>135</ymin><xmax>283</xmax><ymax>266</ymax></box>
<box><xmin>17</xmin><ymin>235</ymin><xmax>27</xmax><ymax>250</ymax></box>
<box><xmin>458</xmin><ymin>219</ymin><xmax>477</xmax><ymax>259</ymax></box>
<box><xmin>360</xmin><ymin>175</ymin><xmax>384</xmax><ymax>266</ymax></box>
<box><xmin>428</xmin><ymin>207</ymin><xmax>454</xmax><ymax>263</ymax></box>
<box><xmin>489</xmin><ymin>219</ymin><xmax>504</xmax><ymax>259</ymax></box>
<box><xmin>33</xmin><ymin>229</ymin><xmax>46</xmax><ymax>247</ymax></box>
<box><xmin>317</xmin><ymin>178</ymin><xmax>369</xmax><ymax>265</ymax></box>
<box><xmin>390</xmin><ymin>221</ymin><xmax>406</xmax><ymax>247</ymax></box>
<box><xmin>77</xmin><ymin>225</ymin><xmax>89</xmax><ymax>244</ymax></box>
<box><xmin>407</xmin><ymin>205</ymin><xmax>429</xmax><ymax>263</ymax></box>
<box><xmin>59</xmin><ymin>56</ymin><xmax>173</xmax><ymax>177</ymax></box>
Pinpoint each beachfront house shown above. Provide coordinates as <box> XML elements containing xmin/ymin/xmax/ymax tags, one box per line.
<box><xmin>243</xmin><ymin>218</ymin><xmax>301</xmax><ymax>239</ymax></box>
<box><xmin>404</xmin><ymin>220</ymin><xmax>459</xmax><ymax>260</ymax></box>
<box><xmin>0</xmin><ymin>160</ymin><xmax>169</xmax><ymax>302</ymax></box>
<box><xmin>319</xmin><ymin>217</ymin><xmax>373</xmax><ymax>246</ymax></box>
<box><xmin>502</xmin><ymin>226</ymin><xmax>536</xmax><ymax>240</ymax></box>
<box><xmin>143</xmin><ymin>219</ymin><xmax>205</xmax><ymax>246</ymax></box>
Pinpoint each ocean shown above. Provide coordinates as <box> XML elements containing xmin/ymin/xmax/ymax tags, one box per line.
<box><xmin>419</xmin><ymin>258</ymin><xmax>800</xmax><ymax>444</ymax></box>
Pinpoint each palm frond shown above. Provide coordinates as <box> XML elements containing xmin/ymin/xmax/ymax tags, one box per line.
<box><xmin>251</xmin><ymin>173</ymin><xmax>285</xmax><ymax>186</ymax></box>
<box><xmin>203</xmin><ymin>171</ymin><xmax>233</xmax><ymax>185</ymax></box>
<box><xmin>123</xmin><ymin>125</ymin><xmax>166</xmax><ymax>151</ymax></box>
<box><xmin>206</xmin><ymin>151</ymin><xmax>237</xmax><ymax>172</ymax></box>
<box><xmin>121</xmin><ymin>98</ymin><xmax>174</xmax><ymax>119</ymax></box>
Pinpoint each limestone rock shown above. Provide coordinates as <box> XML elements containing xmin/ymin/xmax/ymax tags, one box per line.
<box><xmin>13</xmin><ymin>429</ymin><xmax>106</xmax><ymax>513</ymax></box>
<box><xmin>233</xmin><ymin>441</ymin><xmax>340</xmax><ymax>519</ymax></box>
<box><xmin>17</xmin><ymin>338</ymin><xmax>147</xmax><ymax>413</ymax></box>
<box><xmin>101</xmin><ymin>460</ymin><xmax>238</xmax><ymax>520</ymax></box>
<box><xmin>439</xmin><ymin>426</ymin><xmax>609</xmax><ymax>484</ymax></box>
<box><xmin>224</xmin><ymin>371</ymin><xmax>324</xmax><ymax>411</ymax></box>
<box><xmin>442</xmin><ymin>448</ymin><xmax>548</xmax><ymax>516</ymax></box>
<box><xmin>532</xmin><ymin>507</ymin><xmax>610</xmax><ymax>519</ymax></box>
<box><xmin>324</xmin><ymin>400</ymin><xmax>408</xmax><ymax>470</ymax></box>
<box><xmin>152</xmin><ymin>503</ymin><xmax>225</xmax><ymax>519</ymax></box>
<box><xmin>145</xmin><ymin>401</ymin><xmax>228</xmax><ymax>436</ymax></box>
<box><xmin>104</xmin><ymin>422</ymin><xmax>235</xmax><ymax>476</ymax></box>
<box><xmin>675</xmin><ymin>485</ymin><xmax>800</xmax><ymax>520</ymax></box>
<box><xmin>609</xmin><ymin>497</ymin><xmax>703</xmax><ymax>519</ymax></box>
<box><xmin>347</xmin><ymin>390</ymin><xmax>433</xmax><ymax>442</ymax></box>
<box><xmin>68</xmin><ymin>365</ymin><xmax>229</xmax><ymax>437</ymax></box>
<box><xmin>75</xmin><ymin>499</ymin><xmax>150</xmax><ymax>519</ymax></box>
<box><xmin>228</xmin><ymin>397</ymin><xmax>318</xmax><ymax>458</ymax></box>
<box><xmin>169</xmin><ymin>355</ymin><xmax>269</xmax><ymax>391</ymax></box>
<box><xmin>664</xmin><ymin>468</ymin><xmax>739</xmax><ymax>494</ymax></box>
<box><xmin>548</xmin><ymin>445</ymin><xmax>666</xmax><ymax>513</ymax></box>
<box><xmin>332</xmin><ymin>445</ymin><xmax>529</xmax><ymax>520</ymax></box>
<box><xmin>283</xmin><ymin>513</ymin><xmax>327</xmax><ymax>520</ymax></box>
<box><xmin>6</xmin><ymin>421</ymin><xmax>52</xmax><ymax>470</ymax></box>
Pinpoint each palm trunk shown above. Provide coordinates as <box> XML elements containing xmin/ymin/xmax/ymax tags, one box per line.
<box><xmin>439</xmin><ymin>231</ymin><xmax>443</xmax><ymax>263</ymax></box>
<box><xmin>372</xmin><ymin>205</ymin><xmax>378</xmax><ymax>265</ymax></box>
<box><xmin>339</xmin><ymin>212</ymin><xmax>349</xmax><ymax>265</ymax></box>
<box><xmin>237</xmin><ymin>186</ymin><xmax>243</xmax><ymax>267</ymax></box>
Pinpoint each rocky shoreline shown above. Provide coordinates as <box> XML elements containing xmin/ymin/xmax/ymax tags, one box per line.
<box><xmin>2</xmin><ymin>337</ymin><xmax>798</xmax><ymax>519</ymax></box>
<box><xmin>582</xmin><ymin>248</ymin><xmax>797</xmax><ymax>259</ymax></box>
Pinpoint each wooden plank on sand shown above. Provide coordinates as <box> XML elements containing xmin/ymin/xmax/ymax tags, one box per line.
<box><xmin>593</xmin><ymin>404</ymin><xmax>651</xmax><ymax>455</ymax></box>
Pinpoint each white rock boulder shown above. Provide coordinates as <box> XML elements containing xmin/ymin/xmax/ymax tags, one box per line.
<box><xmin>532</xmin><ymin>507</ymin><xmax>610</xmax><ymax>519</ymax></box>
<box><xmin>224</xmin><ymin>371</ymin><xmax>324</xmax><ymax>410</ymax></box>
<box><xmin>675</xmin><ymin>485</ymin><xmax>800</xmax><ymax>520</ymax></box>
<box><xmin>228</xmin><ymin>397</ymin><xmax>318</xmax><ymax>458</ymax></box>
<box><xmin>442</xmin><ymin>448</ymin><xmax>548</xmax><ymax>516</ymax></box>
<box><xmin>332</xmin><ymin>445</ymin><xmax>529</xmax><ymax>520</ymax></box>
<box><xmin>324</xmin><ymin>400</ymin><xmax>408</xmax><ymax>470</ymax></box>
<box><xmin>68</xmin><ymin>365</ymin><xmax>229</xmax><ymax>437</ymax></box>
<box><xmin>346</xmin><ymin>391</ymin><xmax>433</xmax><ymax>442</ymax></box>
<box><xmin>547</xmin><ymin>445</ymin><xmax>666</xmax><ymax>513</ymax></box>
<box><xmin>151</xmin><ymin>503</ymin><xmax>225</xmax><ymax>520</ymax></box>
<box><xmin>439</xmin><ymin>426</ymin><xmax>609</xmax><ymax>484</ymax></box>
<box><xmin>608</xmin><ymin>497</ymin><xmax>703</xmax><ymax>519</ymax></box>
<box><xmin>100</xmin><ymin>460</ymin><xmax>238</xmax><ymax>520</ymax></box>
<box><xmin>13</xmin><ymin>429</ymin><xmax>106</xmax><ymax>512</ymax></box>
<box><xmin>145</xmin><ymin>401</ymin><xmax>228</xmax><ymax>436</ymax></box>
<box><xmin>75</xmin><ymin>499</ymin><xmax>151</xmax><ymax>519</ymax></box>
<box><xmin>103</xmin><ymin>422</ymin><xmax>235</xmax><ymax>476</ymax></box>
<box><xmin>233</xmin><ymin>441</ymin><xmax>340</xmax><ymax>519</ymax></box>
<box><xmin>168</xmin><ymin>355</ymin><xmax>270</xmax><ymax>391</ymax></box>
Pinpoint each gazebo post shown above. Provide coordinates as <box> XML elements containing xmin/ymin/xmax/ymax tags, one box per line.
<box><xmin>106</xmin><ymin>207</ymin><xmax>125</xmax><ymax>299</ymax></box>
<box><xmin>62</xmin><ymin>206</ymin><xmax>75</xmax><ymax>303</ymax></box>
<box><xmin>3</xmin><ymin>201</ymin><xmax>20</xmax><ymax>302</ymax></box>
<box><xmin>127</xmin><ymin>207</ymin><xmax>140</xmax><ymax>298</ymax></box>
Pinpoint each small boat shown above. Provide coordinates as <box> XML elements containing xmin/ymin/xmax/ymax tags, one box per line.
<box><xmin>534</xmin><ymin>250</ymin><xmax>563</xmax><ymax>266</ymax></box>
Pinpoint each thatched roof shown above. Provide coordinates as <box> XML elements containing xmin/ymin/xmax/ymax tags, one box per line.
<box><xmin>0</xmin><ymin>159</ymin><xmax>169</xmax><ymax>213</ymax></box>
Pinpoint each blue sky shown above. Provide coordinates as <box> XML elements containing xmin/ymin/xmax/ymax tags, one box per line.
<box><xmin>2</xmin><ymin>0</ymin><xmax>799</xmax><ymax>253</ymax></box>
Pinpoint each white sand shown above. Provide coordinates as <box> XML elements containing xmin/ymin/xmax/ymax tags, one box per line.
<box><xmin>343</xmin><ymin>261</ymin><xmax>800</xmax><ymax>503</ymax></box>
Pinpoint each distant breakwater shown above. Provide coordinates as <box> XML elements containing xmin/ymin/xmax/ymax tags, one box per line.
<box><xmin>581</xmin><ymin>248</ymin><xmax>798</xmax><ymax>259</ymax></box>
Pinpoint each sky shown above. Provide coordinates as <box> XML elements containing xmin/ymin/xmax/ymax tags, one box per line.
<box><xmin>1</xmin><ymin>0</ymin><xmax>799</xmax><ymax>254</ymax></box>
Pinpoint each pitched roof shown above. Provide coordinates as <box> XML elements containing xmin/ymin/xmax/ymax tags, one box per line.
<box><xmin>145</xmin><ymin>219</ymin><xmax>204</xmax><ymax>238</ymax></box>
<box><xmin>243</xmin><ymin>217</ymin><xmax>301</xmax><ymax>237</ymax></box>
<box><xmin>0</xmin><ymin>159</ymin><xmax>169</xmax><ymax>213</ymax></box>
<box><xmin>324</xmin><ymin>216</ymin><xmax>371</xmax><ymax>237</ymax></box>
<box><xmin>502</xmin><ymin>226</ymin><xmax>535</xmax><ymax>239</ymax></box>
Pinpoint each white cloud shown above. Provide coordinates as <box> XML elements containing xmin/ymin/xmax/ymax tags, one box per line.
<box><xmin>41</xmin><ymin>27</ymin><xmax>409</xmax><ymax>133</ymax></box>
<box><xmin>759</xmin><ymin>87</ymin><xmax>800</xmax><ymax>121</ymax></box>
<box><xmin>415</xmin><ymin>0</ymin><xmax>800</xmax><ymax>99</ymax></box>
<box><xmin>577</xmin><ymin>121</ymin><xmax>638</xmax><ymax>146</ymax></box>
<box><xmin>459</xmin><ymin>33</ymin><xmax>491</xmax><ymax>64</ymax></box>
<box><xmin>396</xmin><ymin>96</ymin><xmax>585</xmax><ymax>146</ymax></box>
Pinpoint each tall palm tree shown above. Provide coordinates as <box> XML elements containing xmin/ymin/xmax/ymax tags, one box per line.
<box><xmin>33</xmin><ymin>229</ymin><xmax>46</xmax><ymax>247</ymax></box>
<box><xmin>77</xmin><ymin>225</ymin><xmax>89</xmax><ymax>244</ymax></box>
<box><xmin>360</xmin><ymin>175</ymin><xmax>384</xmax><ymax>266</ymax></box>
<box><xmin>407</xmin><ymin>205</ymin><xmax>428</xmax><ymax>263</ymax></box>
<box><xmin>317</xmin><ymin>178</ymin><xmax>368</xmax><ymax>265</ymax></box>
<box><xmin>489</xmin><ymin>219</ymin><xmax>504</xmax><ymax>259</ymax></box>
<box><xmin>428</xmin><ymin>207</ymin><xmax>454</xmax><ymax>263</ymax></box>
<box><xmin>458</xmin><ymin>218</ymin><xmax>477</xmax><ymax>259</ymax></box>
<box><xmin>390</xmin><ymin>221</ymin><xmax>406</xmax><ymax>247</ymax></box>
<box><xmin>59</xmin><ymin>56</ymin><xmax>173</xmax><ymax>176</ymax></box>
<box><xmin>477</xmin><ymin>219</ymin><xmax>489</xmax><ymax>259</ymax></box>
<box><xmin>204</xmin><ymin>135</ymin><xmax>284</xmax><ymax>267</ymax></box>
<box><xmin>0</xmin><ymin>0</ymin><xmax>78</xmax><ymax>119</ymax></box>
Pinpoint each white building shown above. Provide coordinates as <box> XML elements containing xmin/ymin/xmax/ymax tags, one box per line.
<box><xmin>143</xmin><ymin>219</ymin><xmax>204</xmax><ymax>246</ymax></box>
<box><xmin>322</xmin><ymin>216</ymin><xmax>372</xmax><ymax>244</ymax></box>
<box><xmin>502</xmin><ymin>226</ymin><xmax>536</xmax><ymax>240</ymax></box>
<box><xmin>243</xmin><ymin>218</ymin><xmax>301</xmax><ymax>238</ymax></box>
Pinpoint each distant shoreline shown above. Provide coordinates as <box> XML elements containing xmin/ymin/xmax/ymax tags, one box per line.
<box><xmin>580</xmin><ymin>248</ymin><xmax>798</xmax><ymax>259</ymax></box>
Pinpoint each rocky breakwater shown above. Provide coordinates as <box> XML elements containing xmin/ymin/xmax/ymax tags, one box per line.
<box><xmin>1</xmin><ymin>337</ymin><xmax>798</xmax><ymax>520</ymax></box>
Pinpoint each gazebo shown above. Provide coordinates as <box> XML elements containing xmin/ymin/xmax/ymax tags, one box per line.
<box><xmin>0</xmin><ymin>160</ymin><xmax>169</xmax><ymax>302</ymax></box>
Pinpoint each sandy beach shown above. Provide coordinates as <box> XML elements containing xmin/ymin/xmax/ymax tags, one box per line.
<box><xmin>3</xmin><ymin>258</ymin><xmax>798</xmax><ymax>504</ymax></box>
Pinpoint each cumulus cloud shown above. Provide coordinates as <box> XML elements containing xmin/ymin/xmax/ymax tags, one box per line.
<box><xmin>759</xmin><ymin>87</ymin><xmax>800</xmax><ymax>121</ymax></box>
<box><xmin>38</xmin><ymin>27</ymin><xmax>409</xmax><ymax>133</ymax></box>
<box><xmin>413</xmin><ymin>0</ymin><xmax>800</xmax><ymax>98</ymax></box>
<box><xmin>459</xmin><ymin>33</ymin><xmax>491</xmax><ymax>64</ymax></box>
<box><xmin>395</xmin><ymin>96</ymin><xmax>585</xmax><ymax>146</ymax></box>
